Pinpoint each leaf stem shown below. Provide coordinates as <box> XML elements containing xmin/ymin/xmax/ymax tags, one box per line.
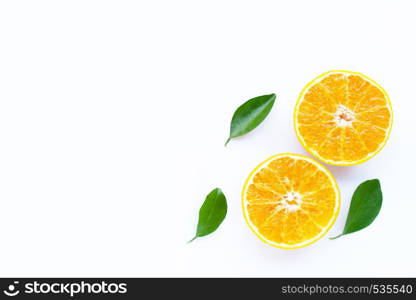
<box><xmin>187</xmin><ymin>236</ymin><xmax>197</xmax><ymax>243</ymax></box>
<box><xmin>224</xmin><ymin>138</ymin><xmax>231</xmax><ymax>147</ymax></box>
<box><xmin>329</xmin><ymin>234</ymin><xmax>343</xmax><ymax>240</ymax></box>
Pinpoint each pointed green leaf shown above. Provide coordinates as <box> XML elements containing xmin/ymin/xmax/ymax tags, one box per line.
<box><xmin>331</xmin><ymin>179</ymin><xmax>382</xmax><ymax>240</ymax></box>
<box><xmin>225</xmin><ymin>94</ymin><xmax>276</xmax><ymax>146</ymax></box>
<box><xmin>189</xmin><ymin>188</ymin><xmax>227</xmax><ymax>242</ymax></box>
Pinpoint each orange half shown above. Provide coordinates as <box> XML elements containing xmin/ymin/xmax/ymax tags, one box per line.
<box><xmin>294</xmin><ymin>70</ymin><xmax>393</xmax><ymax>166</ymax></box>
<box><xmin>242</xmin><ymin>154</ymin><xmax>340</xmax><ymax>249</ymax></box>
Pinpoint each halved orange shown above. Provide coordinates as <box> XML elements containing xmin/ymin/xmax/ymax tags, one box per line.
<box><xmin>294</xmin><ymin>70</ymin><xmax>393</xmax><ymax>166</ymax></box>
<box><xmin>242</xmin><ymin>153</ymin><xmax>340</xmax><ymax>249</ymax></box>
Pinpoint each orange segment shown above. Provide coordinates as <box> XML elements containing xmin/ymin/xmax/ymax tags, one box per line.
<box><xmin>294</xmin><ymin>70</ymin><xmax>393</xmax><ymax>166</ymax></box>
<box><xmin>242</xmin><ymin>154</ymin><xmax>340</xmax><ymax>249</ymax></box>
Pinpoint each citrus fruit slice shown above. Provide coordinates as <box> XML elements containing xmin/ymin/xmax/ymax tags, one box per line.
<box><xmin>242</xmin><ymin>153</ymin><xmax>340</xmax><ymax>249</ymax></box>
<box><xmin>294</xmin><ymin>70</ymin><xmax>392</xmax><ymax>166</ymax></box>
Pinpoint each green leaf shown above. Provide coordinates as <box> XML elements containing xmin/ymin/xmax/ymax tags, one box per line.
<box><xmin>225</xmin><ymin>94</ymin><xmax>276</xmax><ymax>146</ymax></box>
<box><xmin>330</xmin><ymin>179</ymin><xmax>382</xmax><ymax>240</ymax></box>
<box><xmin>189</xmin><ymin>188</ymin><xmax>227</xmax><ymax>243</ymax></box>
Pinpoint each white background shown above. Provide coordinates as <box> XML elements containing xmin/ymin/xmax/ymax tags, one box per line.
<box><xmin>0</xmin><ymin>0</ymin><xmax>415</xmax><ymax>277</ymax></box>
